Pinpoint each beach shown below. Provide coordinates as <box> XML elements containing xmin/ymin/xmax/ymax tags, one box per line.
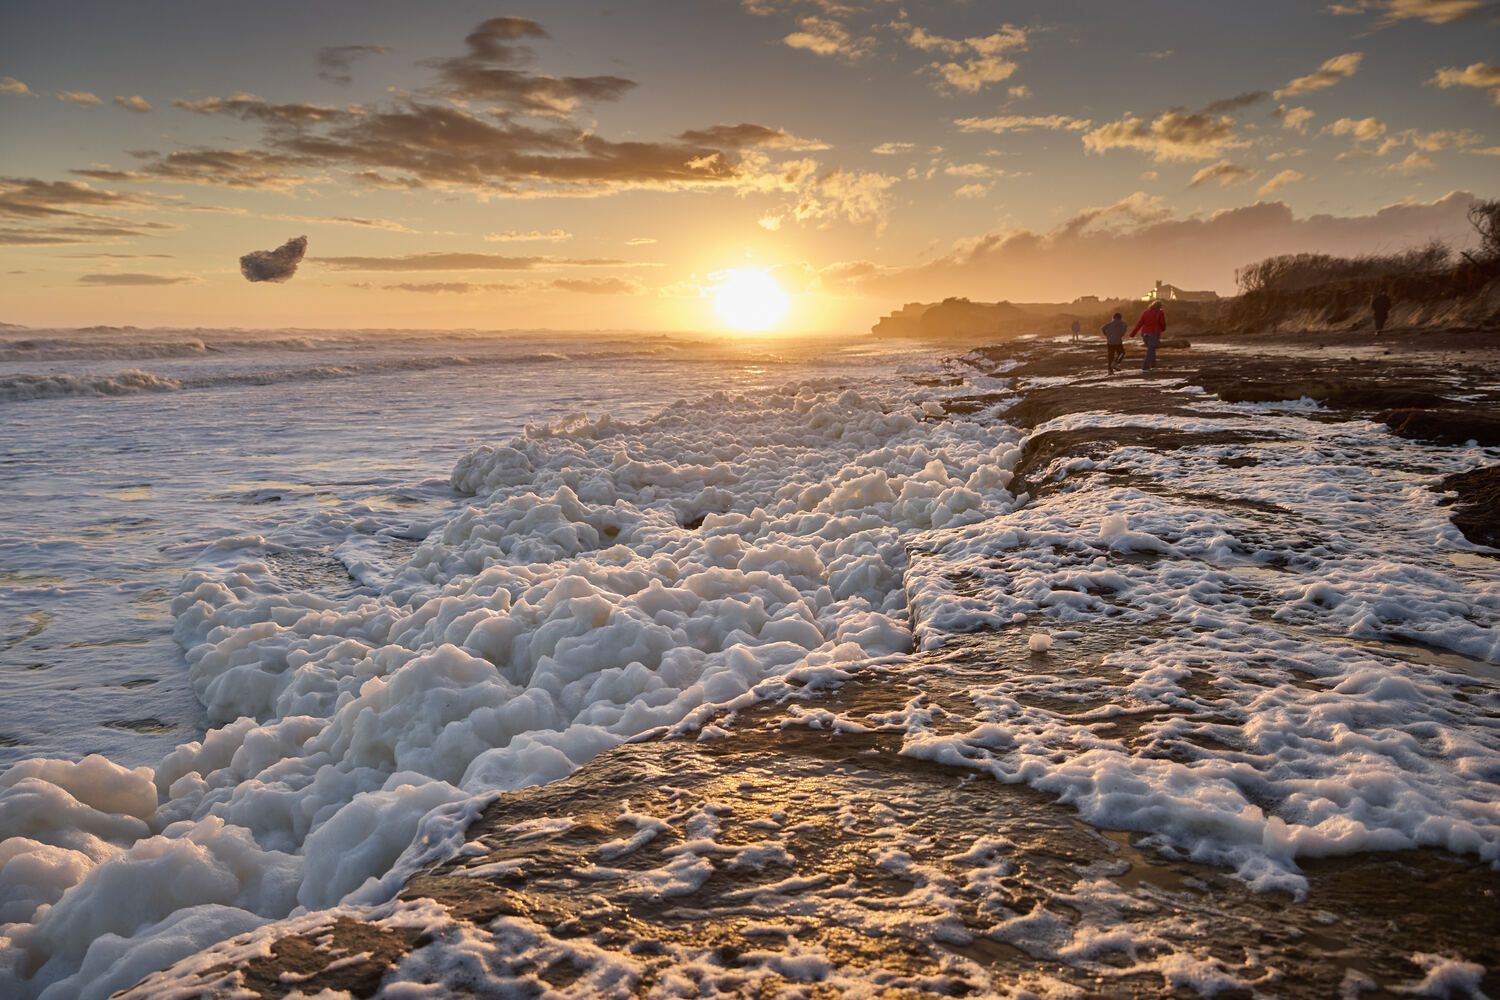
<box><xmin>4</xmin><ymin>324</ymin><xmax>1494</xmax><ymax>998</ymax></box>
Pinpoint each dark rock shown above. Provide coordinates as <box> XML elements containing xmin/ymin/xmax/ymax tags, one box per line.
<box><xmin>1380</xmin><ymin>408</ymin><xmax>1500</xmax><ymax>446</ymax></box>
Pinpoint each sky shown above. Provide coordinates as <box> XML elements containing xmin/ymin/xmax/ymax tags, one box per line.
<box><xmin>1</xmin><ymin>0</ymin><xmax>1497</xmax><ymax>334</ymax></box>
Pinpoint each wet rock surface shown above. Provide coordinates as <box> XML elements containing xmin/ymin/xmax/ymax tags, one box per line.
<box><xmin>121</xmin><ymin>327</ymin><xmax>1500</xmax><ymax>999</ymax></box>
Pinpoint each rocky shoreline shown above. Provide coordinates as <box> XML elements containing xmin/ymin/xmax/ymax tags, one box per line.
<box><xmin>120</xmin><ymin>327</ymin><xmax>1500</xmax><ymax>999</ymax></box>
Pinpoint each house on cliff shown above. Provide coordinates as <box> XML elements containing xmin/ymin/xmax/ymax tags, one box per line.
<box><xmin>1145</xmin><ymin>279</ymin><xmax>1219</xmax><ymax>302</ymax></box>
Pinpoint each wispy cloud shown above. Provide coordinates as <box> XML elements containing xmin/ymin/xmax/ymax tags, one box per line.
<box><xmin>278</xmin><ymin>214</ymin><xmax>418</xmax><ymax>232</ymax></box>
<box><xmin>58</xmin><ymin>91</ymin><xmax>103</xmax><ymax>106</ymax></box>
<box><xmin>317</xmin><ymin>252</ymin><xmax>626</xmax><ymax>271</ymax></box>
<box><xmin>78</xmin><ymin>272</ymin><xmax>192</xmax><ymax>285</ymax></box>
<box><xmin>1274</xmin><ymin>53</ymin><xmax>1362</xmax><ymax>99</ymax></box>
<box><xmin>484</xmin><ymin>229</ymin><xmax>573</xmax><ymax>242</ymax></box>
<box><xmin>1188</xmin><ymin>161</ymin><xmax>1255</xmax><ymax>188</ymax></box>
<box><xmin>1</xmin><ymin>77</ymin><xmax>31</xmax><ymax>95</ymax></box>
<box><xmin>1388</xmin><ymin>151</ymin><xmax>1437</xmax><ymax>174</ymax></box>
<box><xmin>1327</xmin><ymin>0</ymin><xmax>1488</xmax><ymax>25</ymax></box>
<box><xmin>113</xmin><ymin>95</ymin><xmax>152</xmax><ymax>112</ymax></box>
<box><xmin>316</xmin><ymin>44</ymin><xmax>392</xmax><ymax>86</ymax></box>
<box><xmin>0</xmin><ymin>176</ymin><xmax>174</xmax><ymax>245</ymax></box>
<box><xmin>871</xmin><ymin>141</ymin><xmax>916</xmax><ymax>155</ymax></box>
<box><xmin>1429</xmin><ymin>62</ymin><xmax>1500</xmax><ymax>105</ymax></box>
<box><xmin>1257</xmin><ymin>169</ymin><xmax>1304</xmax><ymax>196</ymax></box>
<box><xmin>1323</xmin><ymin>116</ymin><xmax>1387</xmax><ymax>144</ymax></box>
<box><xmin>956</xmin><ymin>114</ymin><xmax>1092</xmax><ymax>134</ymax></box>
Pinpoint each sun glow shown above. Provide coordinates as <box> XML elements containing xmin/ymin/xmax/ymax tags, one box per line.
<box><xmin>714</xmin><ymin>269</ymin><xmax>789</xmax><ymax>332</ymax></box>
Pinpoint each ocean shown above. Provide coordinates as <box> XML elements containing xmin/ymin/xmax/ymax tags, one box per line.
<box><xmin>1</xmin><ymin>327</ymin><xmax>1497</xmax><ymax>998</ymax></box>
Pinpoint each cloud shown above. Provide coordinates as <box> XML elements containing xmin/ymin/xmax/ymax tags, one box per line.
<box><xmin>954</xmin><ymin>183</ymin><xmax>988</xmax><ymax>199</ymax></box>
<box><xmin>1274</xmin><ymin>53</ymin><xmax>1362</xmax><ymax>99</ymax></box>
<box><xmin>625</xmin><ymin>236</ymin><xmax>656</xmax><ymax>245</ymax></box>
<box><xmin>549</xmin><ymin>277</ymin><xmax>640</xmax><ymax>294</ymax></box>
<box><xmin>845</xmin><ymin>190</ymin><xmax>1481</xmax><ymax>303</ymax></box>
<box><xmin>77</xmin><ymin>272</ymin><xmax>192</xmax><ymax>286</ymax></box>
<box><xmin>173</xmin><ymin>93</ymin><xmax>344</xmax><ymax>122</ymax></box>
<box><xmin>279</xmin><ymin>214</ymin><xmax>417</xmax><ymax>231</ymax></box>
<box><xmin>239</xmin><ymin>235</ymin><xmax>307</xmax><ymax>282</ymax></box>
<box><xmin>74</xmin><ymin>149</ymin><xmax>313</xmax><ymax>192</ymax></box>
<box><xmin>0</xmin><ymin>176</ymin><xmax>154</xmax><ymax>219</ymax></box>
<box><xmin>316</xmin><ymin>44</ymin><xmax>392</xmax><ymax>85</ymax></box>
<box><xmin>428</xmin><ymin>16</ymin><xmax>634</xmax><ymax>114</ymax></box>
<box><xmin>1</xmin><ymin>77</ymin><xmax>30</xmax><ymax>95</ymax></box>
<box><xmin>72</xmin><ymin>19</ymin><xmax>887</xmax><ymax>229</ymax></box>
<box><xmin>316</xmin><ymin>252</ymin><xmax>623</xmax><ymax>271</ymax></box>
<box><xmin>897</xmin><ymin>22</ymin><xmax>1030</xmax><ymax>94</ymax></box>
<box><xmin>1083</xmin><ymin>106</ymin><xmax>1247</xmax><ymax>162</ymax></box>
<box><xmin>944</xmin><ymin>163</ymin><xmax>992</xmax><ymax>178</ymax></box>
<box><xmin>1327</xmin><ymin>0</ymin><xmax>1489</xmax><ymax>24</ymax></box>
<box><xmin>1188</xmin><ymin>161</ymin><xmax>1254</xmax><ymax>188</ymax></box>
<box><xmin>58</xmin><ymin>91</ymin><xmax>102</xmax><ymax>106</ymax></box>
<box><xmin>676</xmin><ymin>124</ymin><xmax>828</xmax><ymax>151</ymax></box>
<box><xmin>0</xmin><ymin>176</ymin><xmax>173</xmax><ymax>245</ymax></box>
<box><xmin>956</xmin><ymin>114</ymin><xmax>1092</xmax><ymax>134</ymax></box>
<box><xmin>380</xmin><ymin>281</ymin><xmax>517</xmax><ymax>294</ymax></box>
<box><xmin>1257</xmin><ymin>169</ymin><xmax>1304</xmax><ymax>195</ymax></box>
<box><xmin>485</xmin><ymin>229</ymin><xmax>572</xmax><ymax>242</ymax></box>
<box><xmin>1008</xmin><ymin>84</ymin><xmax>1033</xmax><ymax>100</ymax></box>
<box><xmin>113</xmin><ymin>95</ymin><xmax>152</xmax><ymax>112</ymax></box>
<box><xmin>783</xmin><ymin>17</ymin><xmax>876</xmax><ymax>60</ymax></box>
<box><xmin>1272</xmin><ymin>105</ymin><xmax>1315</xmax><ymax>132</ymax></box>
<box><xmin>1202</xmin><ymin>92</ymin><xmax>1269</xmax><ymax>114</ymax></box>
<box><xmin>1429</xmin><ymin>62</ymin><xmax>1500</xmax><ymax>105</ymax></box>
<box><xmin>1375</xmin><ymin>127</ymin><xmax>1483</xmax><ymax>156</ymax></box>
<box><xmin>1323</xmin><ymin>116</ymin><xmax>1387</xmax><ymax>143</ymax></box>
<box><xmin>1389</xmin><ymin>151</ymin><xmax>1437</xmax><ymax>174</ymax></box>
<box><xmin>871</xmin><ymin>141</ymin><xmax>916</xmax><ymax>155</ymax></box>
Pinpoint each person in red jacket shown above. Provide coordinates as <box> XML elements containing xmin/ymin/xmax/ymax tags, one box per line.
<box><xmin>1129</xmin><ymin>299</ymin><xmax>1166</xmax><ymax>372</ymax></box>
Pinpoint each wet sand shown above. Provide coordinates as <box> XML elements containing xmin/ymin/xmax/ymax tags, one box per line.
<box><xmin>119</xmin><ymin>327</ymin><xmax>1500</xmax><ymax>999</ymax></box>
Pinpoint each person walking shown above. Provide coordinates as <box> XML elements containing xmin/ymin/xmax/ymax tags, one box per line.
<box><xmin>1372</xmin><ymin>291</ymin><xmax>1391</xmax><ymax>336</ymax></box>
<box><xmin>1101</xmin><ymin>312</ymin><xmax>1127</xmax><ymax>374</ymax></box>
<box><xmin>1129</xmin><ymin>300</ymin><xmax>1166</xmax><ymax>372</ymax></box>
<box><xmin>1070</xmin><ymin>320</ymin><xmax>1081</xmax><ymax>343</ymax></box>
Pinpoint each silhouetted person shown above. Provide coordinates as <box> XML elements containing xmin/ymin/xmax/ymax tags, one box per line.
<box><xmin>1101</xmin><ymin>312</ymin><xmax>1127</xmax><ymax>374</ymax></box>
<box><xmin>1372</xmin><ymin>291</ymin><xmax>1391</xmax><ymax>336</ymax></box>
<box><xmin>1070</xmin><ymin>320</ymin><xmax>1081</xmax><ymax>343</ymax></box>
<box><xmin>1130</xmin><ymin>300</ymin><xmax>1166</xmax><ymax>372</ymax></box>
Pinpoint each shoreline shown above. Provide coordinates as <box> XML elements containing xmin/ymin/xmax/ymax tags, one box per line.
<box><xmin>117</xmin><ymin>329</ymin><xmax>1500</xmax><ymax>999</ymax></box>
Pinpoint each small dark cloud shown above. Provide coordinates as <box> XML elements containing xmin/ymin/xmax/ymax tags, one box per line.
<box><xmin>318</xmin><ymin>252</ymin><xmax>623</xmax><ymax>271</ymax></box>
<box><xmin>1202</xmin><ymin>91</ymin><xmax>1267</xmax><ymax>114</ymax></box>
<box><xmin>173</xmin><ymin>95</ymin><xmax>345</xmax><ymax>123</ymax></box>
<box><xmin>316</xmin><ymin>45</ymin><xmax>392</xmax><ymax>86</ymax></box>
<box><xmin>240</xmin><ymin>235</ymin><xmax>307</xmax><ymax>283</ymax></box>
<box><xmin>78</xmin><ymin>273</ymin><xmax>191</xmax><ymax>286</ymax></box>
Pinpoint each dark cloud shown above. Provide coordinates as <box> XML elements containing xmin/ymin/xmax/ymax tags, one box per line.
<box><xmin>427</xmin><ymin>17</ymin><xmax>633</xmax><ymax>115</ymax></box>
<box><xmin>78</xmin><ymin>273</ymin><xmax>191</xmax><ymax>285</ymax></box>
<box><xmin>0</xmin><ymin>177</ymin><xmax>154</xmax><ymax>219</ymax></box>
<box><xmin>318</xmin><ymin>252</ymin><xmax>623</xmax><ymax>271</ymax></box>
<box><xmin>78</xmin><ymin>19</ymin><xmax>844</xmax><ymax>213</ymax></box>
<box><xmin>0</xmin><ymin>177</ymin><xmax>174</xmax><ymax>244</ymax></box>
<box><xmin>1202</xmin><ymin>91</ymin><xmax>1268</xmax><ymax>114</ymax></box>
<box><xmin>316</xmin><ymin>45</ymin><xmax>392</xmax><ymax>86</ymax></box>
<box><xmin>173</xmin><ymin>95</ymin><xmax>346</xmax><ymax>123</ymax></box>
<box><xmin>240</xmin><ymin>235</ymin><xmax>307</xmax><ymax>282</ymax></box>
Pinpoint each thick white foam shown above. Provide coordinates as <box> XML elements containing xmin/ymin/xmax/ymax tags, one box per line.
<box><xmin>0</xmin><ymin>367</ymin><xmax>1018</xmax><ymax>999</ymax></box>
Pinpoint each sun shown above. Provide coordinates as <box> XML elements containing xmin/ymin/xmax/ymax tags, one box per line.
<box><xmin>714</xmin><ymin>269</ymin><xmax>789</xmax><ymax>332</ymax></box>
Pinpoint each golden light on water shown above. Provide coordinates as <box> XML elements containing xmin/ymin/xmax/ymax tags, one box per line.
<box><xmin>714</xmin><ymin>269</ymin><xmax>789</xmax><ymax>332</ymax></box>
